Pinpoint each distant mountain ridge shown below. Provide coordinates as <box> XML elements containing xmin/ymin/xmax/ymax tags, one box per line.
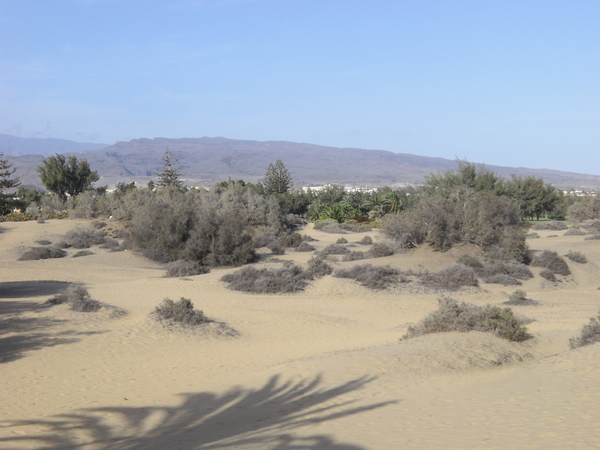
<box><xmin>0</xmin><ymin>134</ymin><xmax>109</xmax><ymax>157</ymax></box>
<box><xmin>3</xmin><ymin>135</ymin><xmax>599</xmax><ymax>190</ymax></box>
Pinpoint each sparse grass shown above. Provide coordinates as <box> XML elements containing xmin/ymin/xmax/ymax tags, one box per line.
<box><xmin>336</xmin><ymin>237</ymin><xmax>348</xmax><ymax>244</ymax></box>
<box><xmin>531</xmin><ymin>250</ymin><xmax>571</xmax><ymax>276</ymax></box>
<box><xmin>73</xmin><ymin>250</ymin><xmax>94</xmax><ymax>258</ymax></box>
<box><xmin>403</xmin><ymin>296</ymin><xmax>529</xmax><ymax>342</ymax></box>
<box><xmin>530</xmin><ymin>220</ymin><xmax>568</xmax><ymax>231</ymax></box>
<box><xmin>221</xmin><ymin>264</ymin><xmax>309</xmax><ymax>293</ymax></box>
<box><xmin>565</xmin><ymin>251</ymin><xmax>587</xmax><ymax>264</ymax></box>
<box><xmin>65</xmin><ymin>226</ymin><xmax>107</xmax><ymax>249</ymax></box>
<box><xmin>358</xmin><ymin>235</ymin><xmax>373</xmax><ymax>245</ymax></box>
<box><xmin>569</xmin><ymin>311</ymin><xmax>600</xmax><ymax>349</ymax></box>
<box><xmin>19</xmin><ymin>246</ymin><xmax>67</xmax><ymax>261</ymax></box>
<box><xmin>564</xmin><ymin>228</ymin><xmax>587</xmax><ymax>236</ymax></box>
<box><xmin>164</xmin><ymin>260</ymin><xmax>210</xmax><ymax>277</ymax></box>
<box><xmin>46</xmin><ymin>286</ymin><xmax>101</xmax><ymax>312</ymax></box>
<box><xmin>295</xmin><ymin>241</ymin><xmax>315</xmax><ymax>252</ymax></box>
<box><xmin>333</xmin><ymin>263</ymin><xmax>405</xmax><ymax>289</ymax></box>
<box><xmin>152</xmin><ymin>297</ymin><xmax>213</xmax><ymax>325</ymax></box>
<box><xmin>419</xmin><ymin>264</ymin><xmax>478</xmax><ymax>289</ymax></box>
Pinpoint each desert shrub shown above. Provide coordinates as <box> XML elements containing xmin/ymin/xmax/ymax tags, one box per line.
<box><xmin>530</xmin><ymin>220</ymin><xmax>568</xmax><ymax>231</ymax></box>
<box><xmin>584</xmin><ymin>234</ymin><xmax>600</xmax><ymax>240</ymax></box>
<box><xmin>36</xmin><ymin>216</ymin><xmax>46</xmax><ymax>224</ymax></box>
<box><xmin>333</xmin><ymin>263</ymin><xmax>404</xmax><ymax>289</ymax></box>
<box><xmin>419</xmin><ymin>264</ymin><xmax>478</xmax><ymax>289</ymax></box>
<box><xmin>564</xmin><ymin>228</ymin><xmax>586</xmax><ymax>236</ymax></box>
<box><xmin>569</xmin><ymin>311</ymin><xmax>600</xmax><ymax>349</ymax></box>
<box><xmin>526</xmin><ymin>232</ymin><xmax>540</xmax><ymax>239</ymax></box>
<box><xmin>92</xmin><ymin>221</ymin><xmax>107</xmax><ymax>229</ymax></box>
<box><xmin>358</xmin><ymin>235</ymin><xmax>373</xmax><ymax>245</ymax></box>
<box><xmin>35</xmin><ymin>239</ymin><xmax>52</xmax><ymax>245</ymax></box>
<box><xmin>73</xmin><ymin>250</ymin><xmax>94</xmax><ymax>258</ymax></box>
<box><xmin>318</xmin><ymin>244</ymin><xmax>350</xmax><ymax>256</ymax></box>
<box><xmin>342</xmin><ymin>251</ymin><xmax>367</xmax><ymax>262</ymax></box>
<box><xmin>221</xmin><ymin>264</ymin><xmax>309</xmax><ymax>293</ymax></box>
<box><xmin>531</xmin><ymin>250</ymin><xmax>571</xmax><ymax>276</ymax></box>
<box><xmin>111</xmin><ymin>229</ymin><xmax>129</xmax><ymax>239</ymax></box>
<box><xmin>313</xmin><ymin>221</ymin><xmax>337</xmax><ymax>231</ymax></box>
<box><xmin>539</xmin><ymin>268</ymin><xmax>556</xmax><ymax>281</ymax></box>
<box><xmin>320</xmin><ymin>223</ymin><xmax>348</xmax><ymax>234</ymax></box>
<box><xmin>19</xmin><ymin>246</ymin><xmax>67</xmax><ymax>260</ymax></box>
<box><xmin>567</xmin><ymin>196</ymin><xmax>600</xmax><ymax>221</ymax></box>
<box><xmin>296</xmin><ymin>241</ymin><xmax>315</xmax><ymax>252</ymax></box>
<box><xmin>504</xmin><ymin>261</ymin><xmax>534</xmax><ymax>280</ymax></box>
<box><xmin>65</xmin><ymin>226</ymin><xmax>107</xmax><ymax>249</ymax></box>
<box><xmin>480</xmin><ymin>261</ymin><xmax>533</xmax><ymax>281</ymax></box>
<box><xmin>99</xmin><ymin>237</ymin><xmax>124</xmax><ymax>251</ymax></box>
<box><xmin>306</xmin><ymin>257</ymin><xmax>333</xmax><ymax>278</ymax></box>
<box><xmin>55</xmin><ymin>241</ymin><xmax>71</xmax><ymax>249</ymax></box>
<box><xmin>565</xmin><ymin>251</ymin><xmax>587</xmax><ymax>264</ymax></box>
<box><xmin>456</xmin><ymin>255</ymin><xmax>483</xmax><ymax>270</ymax></box>
<box><xmin>153</xmin><ymin>297</ymin><xmax>213</xmax><ymax>325</ymax></box>
<box><xmin>591</xmin><ymin>221</ymin><xmax>600</xmax><ymax>232</ymax></box>
<box><xmin>301</xmin><ymin>234</ymin><xmax>316</xmax><ymax>242</ymax></box>
<box><xmin>483</xmin><ymin>274</ymin><xmax>521</xmax><ymax>286</ymax></box>
<box><xmin>46</xmin><ymin>286</ymin><xmax>101</xmax><ymax>312</ymax></box>
<box><xmin>508</xmin><ymin>289</ymin><xmax>527</xmax><ymax>303</ymax></box>
<box><xmin>39</xmin><ymin>194</ymin><xmax>67</xmax><ymax>216</ymax></box>
<box><xmin>339</xmin><ymin>223</ymin><xmax>360</xmax><ymax>232</ymax></box>
<box><xmin>252</xmin><ymin>232</ymin><xmax>278</xmax><ymax>248</ymax></box>
<box><xmin>403</xmin><ymin>296</ymin><xmax>528</xmax><ymax>342</ymax></box>
<box><xmin>547</xmin><ymin>235</ymin><xmax>558</xmax><ymax>238</ymax></box>
<box><xmin>279</xmin><ymin>232</ymin><xmax>303</xmax><ymax>248</ymax></box>
<box><xmin>165</xmin><ymin>260</ymin><xmax>210</xmax><ymax>277</ymax></box>
<box><xmin>336</xmin><ymin>237</ymin><xmax>348</xmax><ymax>244</ymax></box>
<box><xmin>367</xmin><ymin>243</ymin><xmax>394</xmax><ymax>258</ymax></box>
<box><xmin>271</xmin><ymin>246</ymin><xmax>285</xmax><ymax>255</ymax></box>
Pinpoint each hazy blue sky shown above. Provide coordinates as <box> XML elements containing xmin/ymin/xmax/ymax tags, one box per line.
<box><xmin>1</xmin><ymin>1</ymin><xmax>598</xmax><ymax>174</ymax></box>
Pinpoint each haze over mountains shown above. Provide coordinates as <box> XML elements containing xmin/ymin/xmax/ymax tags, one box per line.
<box><xmin>2</xmin><ymin>135</ymin><xmax>599</xmax><ymax>190</ymax></box>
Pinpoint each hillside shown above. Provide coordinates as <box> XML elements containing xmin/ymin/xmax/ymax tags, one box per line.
<box><xmin>4</xmin><ymin>136</ymin><xmax>600</xmax><ymax>189</ymax></box>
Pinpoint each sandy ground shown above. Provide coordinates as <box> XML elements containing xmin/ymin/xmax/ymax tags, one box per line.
<box><xmin>0</xmin><ymin>219</ymin><xmax>598</xmax><ymax>449</ymax></box>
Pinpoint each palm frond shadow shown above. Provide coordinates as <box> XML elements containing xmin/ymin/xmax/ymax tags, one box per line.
<box><xmin>1</xmin><ymin>374</ymin><xmax>396</xmax><ymax>449</ymax></box>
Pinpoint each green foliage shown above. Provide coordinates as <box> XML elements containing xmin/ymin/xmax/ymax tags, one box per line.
<box><xmin>567</xmin><ymin>196</ymin><xmax>600</xmax><ymax>221</ymax></box>
<box><xmin>502</xmin><ymin>175</ymin><xmax>560</xmax><ymax>220</ymax></box>
<box><xmin>423</xmin><ymin>159</ymin><xmax>503</xmax><ymax>195</ymax></box>
<box><xmin>404</xmin><ymin>296</ymin><xmax>529</xmax><ymax>342</ymax></box>
<box><xmin>36</xmin><ymin>154</ymin><xmax>99</xmax><ymax>201</ymax></box>
<box><xmin>264</xmin><ymin>159</ymin><xmax>293</xmax><ymax>195</ymax></box>
<box><xmin>155</xmin><ymin>149</ymin><xmax>184</xmax><ymax>189</ymax></box>
<box><xmin>0</xmin><ymin>153</ymin><xmax>21</xmax><ymax>214</ymax></box>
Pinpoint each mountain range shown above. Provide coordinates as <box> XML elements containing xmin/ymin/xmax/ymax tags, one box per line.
<box><xmin>2</xmin><ymin>135</ymin><xmax>599</xmax><ymax>190</ymax></box>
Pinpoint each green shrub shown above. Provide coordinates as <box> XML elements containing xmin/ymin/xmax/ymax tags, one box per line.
<box><xmin>403</xmin><ymin>296</ymin><xmax>528</xmax><ymax>342</ymax></box>
<box><xmin>565</xmin><ymin>251</ymin><xmax>587</xmax><ymax>264</ymax></box>
<box><xmin>221</xmin><ymin>264</ymin><xmax>309</xmax><ymax>293</ymax></box>
<box><xmin>569</xmin><ymin>311</ymin><xmax>600</xmax><ymax>349</ymax></box>
<box><xmin>333</xmin><ymin>263</ymin><xmax>404</xmax><ymax>289</ymax></box>
<box><xmin>531</xmin><ymin>250</ymin><xmax>571</xmax><ymax>276</ymax></box>
<box><xmin>153</xmin><ymin>297</ymin><xmax>213</xmax><ymax>325</ymax></box>
<box><xmin>419</xmin><ymin>264</ymin><xmax>478</xmax><ymax>288</ymax></box>
<box><xmin>164</xmin><ymin>260</ymin><xmax>210</xmax><ymax>277</ymax></box>
<box><xmin>19</xmin><ymin>246</ymin><xmax>67</xmax><ymax>261</ymax></box>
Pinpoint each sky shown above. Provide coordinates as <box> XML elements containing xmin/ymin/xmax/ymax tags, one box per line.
<box><xmin>1</xmin><ymin>0</ymin><xmax>598</xmax><ymax>174</ymax></box>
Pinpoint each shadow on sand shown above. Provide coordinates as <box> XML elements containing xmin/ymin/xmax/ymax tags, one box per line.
<box><xmin>0</xmin><ymin>374</ymin><xmax>397</xmax><ymax>449</ymax></box>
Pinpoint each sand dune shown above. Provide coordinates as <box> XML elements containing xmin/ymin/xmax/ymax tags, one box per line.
<box><xmin>0</xmin><ymin>219</ymin><xmax>598</xmax><ymax>449</ymax></box>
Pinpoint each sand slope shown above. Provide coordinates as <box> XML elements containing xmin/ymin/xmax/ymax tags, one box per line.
<box><xmin>0</xmin><ymin>219</ymin><xmax>598</xmax><ymax>449</ymax></box>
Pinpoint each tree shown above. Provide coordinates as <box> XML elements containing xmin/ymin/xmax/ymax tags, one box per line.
<box><xmin>155</xmin><ymin>149</ymin><xmax>184</xmax><ymax>189</ymax></box>
<box><xmin>37</xmin><ymin>154</ymin><xmax>99</xmax><ymax>201</ymax></box>
<box><xmin>0</xmin><ymin>153</ymin><xmax>21</xmax><ymax>214</ymax></box>
<box><xmin>263</xmin><ymin>159</ymin><xmax>293</xmax><ymax>195</ymax></box>
<box><xmin>503</xmin><ymin>175</ymin><xmax>560</xmax><ymax>220</ymax></box>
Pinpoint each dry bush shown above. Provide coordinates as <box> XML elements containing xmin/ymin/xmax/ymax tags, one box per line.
<box><xmin>153</xmin><ymin>297</ymin><xmax>213</xmax><ymax>325</ymax></box>
<box><xmin>526</xmin><ymin>232</ymin><xmax>540</xmax><ymax>239</ymax></box>
<box><xmin>72</xmin><ymin>250</ymin><xmax>94</xmax><ymax>258</ymax></box>
<box><xmin>66</xmin><ymin>226</ymin><xmax>107</xmax><ymax>249</ymax></box>
<box><xmin>336</xmin><ymin>237</ymin><xmax>348</xmax><ymax>244</ymax></box>
<box><xmin>456</xmin><ymin>255</ymin><xmax>483</xmax><ymax>270</ymax></box>
<box><xmin>564</xmin><ymin>228</ymin><xmax>587</xmax><ymax>236</ymax></box>
<box><xmin>569</xmin><ymin>311</ymin><xmax>600</xmax><ymax>349</ymax></box>
<box><xmin>320</xmin><ymin>223</ymin><xmax>348</xmax><ymax>234</ymax></box>
<box><xmin>99</xmin><ymin>237</ymin><xmax>125</xmax><ymax>251</ymax></box>
<box><xmin>539</xmin><ymin>268</ymin><xmax>556</xmax><ymax>281</ymax></box>
<box><xmin>164</xmin><ymin>260</ymin><xmax>210</xmax><ymax>277</ymax></box>
<box><xmin>419</xmin><ymin>264</ymin><xmax>478</xmax><ymax>289</ymax></box>
<box><xmin>271</xmin><ymin>246</ymin><xmax>285</xmax><ymax>255</ymax></box>
<box><xmin>221</xmin><ymin>264</ymin><xmax>309</xmax><ymax>293</ymax></box>
<box><xmin>279</xmin><ymin>232</ymin><xmax>303</xmax><ymax>248</ymax></box>
<box><xmin>565</xmin><ymin>251</ymin><xmax>587</xmax><ymax>264</ymax></box>
<box><xmin>504</xmin><ymin>261</ymin><xmax>534</xmax><ymax>280</ymax></box>
<box><xmin>111</xmin><ymin>229</ymin><xmax>129</xmax><ymax>239</ymax></box>
<box><xmin>333</xmin><ymin>263</ymin><xmax>404</xmax><ymax>289</ymax></box>
<box><xmin>339</xmin><ymin>223</ymin><xmax>360</xmax><ymax>232</ymax></box>
<box><xmin>296</xmin><ymin>241</ymin><xmax>315</xmax><ymax>252</ymax></box>
<box><xmin>92</xmin><ymin>221</ymin><xmax>107</xmax><ymax>229</ymax></box>
<box><xmin>530</xmin><ymin>221</ymin><xmax>568</xmax><ymax>231</ymax></box>
<box><xmin>306</xmin><ymin>257</ymin><xmax>333</xmax><ymax>278</ymax></box>
<box><xmin>19</xmin><ymin>246</ymin><xmax>67</xmax><ymax>261</ymax></box>
<box><xmin>484</xmin><ymin>274</ymin><xmax>521</xmax><ymax>286</ymax></box>
<box><xmin>302</xmin><ymin>234</ymin><xmax>317</xmax><ymax>242</ymax></box>
<box><xmin>342</xmin><ymin>251</ymin><xmax>367</xmax><ymax>262</ymax></box>
<box><xmin>313</xmin><ymin>221</ymin><xmax>337</xmax><ymax>231</ymax></box>
<box><xmin>584</xmin><ymin>234</ymin><xmax>600</xmax><ymax>240</ymax></box>
<box><xmin>35</xmin><ymin>239</ymin><xmax>52</xmax><ymax>245</ymax></box>
<box><xmin>252</xmin><ymin>231</ymin><xmax>278</xmax><ymax>248</ymax></box>
<box><xmin>531</xmin><ymin>250</ymin><xmax>571</xmax><ymax>276</ymax></box>
<box><xmin>404</xmin><ymin>296</ymin><xmax>528</xmax><ymax>342</ymax></box>
<box><xmin>508</xmin><ymin>289</ymin><xmax>527</xmax><ymax>302</ymax></box>
<box><xmin>318</xmin><ymin>244</ymin><xmax>350</xmax><ymax>256</ymax></box>
<box><xmin>342</xmin><ymin>242</ymin><xmax>394</xmax><ymax>262</ymax></box>
<box><xmin>358</xmin><ymin>235</ymin><xmax>373</xmax><ymax>245</ymax></box>
<box><xmin>479</xmin><ymin>261</ymin><xmax>533</xmax><ymax>281</ymax></box>
<box><xmin>46</xmin><ymin>286</ymin><xmax>101</xmax><ymax>312</ymax></box>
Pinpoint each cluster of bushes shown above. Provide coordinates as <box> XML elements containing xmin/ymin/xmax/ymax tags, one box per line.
<box><xmin>152</xmin><ymin>298</ymin><xmax>213</xmax><ymax>326</ymax></box>
<box><xmin>19</xmin><ymin>246</ymin><xmax>66</xmax><ymax>261</ymax></box>
<box><xmin>342</xmin><ymin>243</ymin><xmax>394</xmax><ymax>262</ymax></box>
<box><xmin>531</xmin><ymin>250</ymin><xmax>571</xmax><ymax>278</ymax></box>
<box><xmin>403</xmin><ymin>296</ymin><xmax>529</xmax><ymax>342</ymax></box>
<box><xmin>419</xmin><ymin>264</ymin><xmax>479</xmax><ymax>289</ymax></box>
<box><xmin>46</xmin><ymin>286</ymin><xmax>102</xmax><ymax>312</ymax></box>
<box><xmin>333</xmin><ymin>263</ymin><xmax>405</xmax><ymax>289</ymax></box>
